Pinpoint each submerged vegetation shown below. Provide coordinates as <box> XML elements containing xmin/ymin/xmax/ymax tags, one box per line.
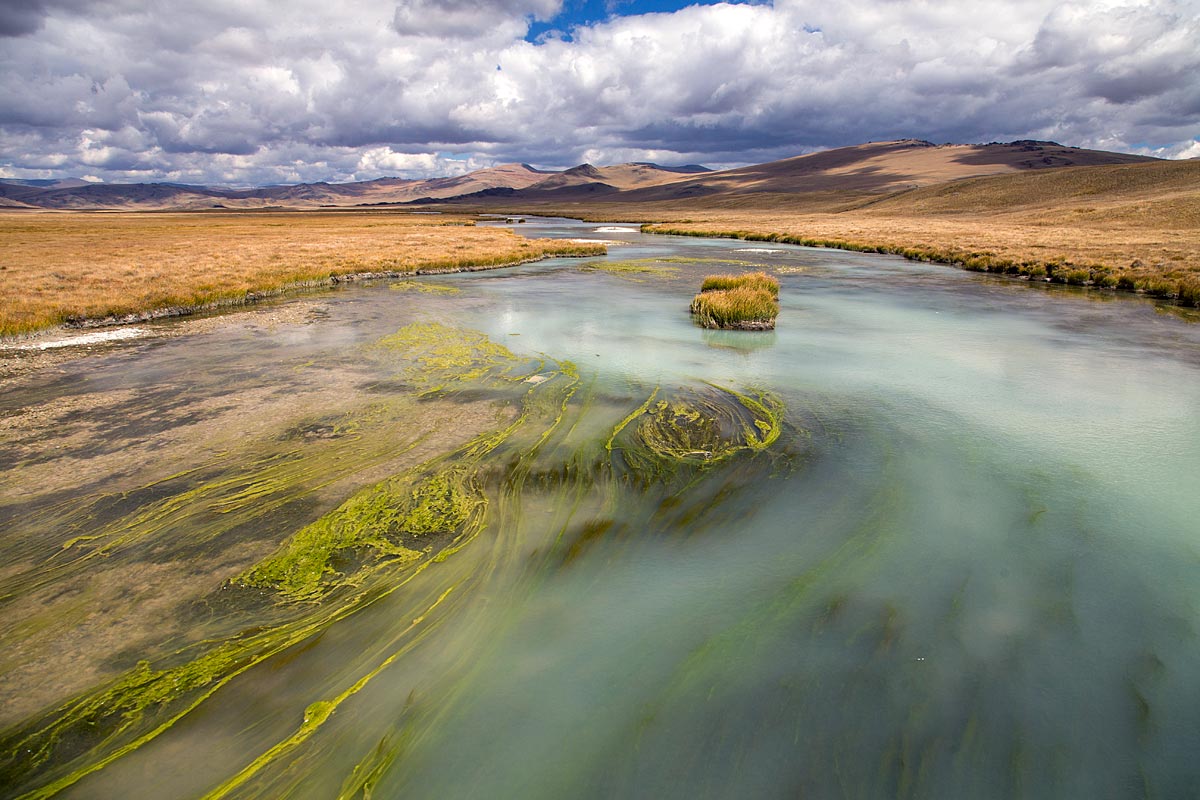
<box><xmin>581</xmin><ymin>256</ymin><xmax>763</xmax><ymax>281</ymax></box>
<box><xmin>238</xmin><ymin>468</ymin><xmax>481</xmax><ymax>601</ymax></box>
<box><xmin>579</xmin><ymin>259</ymin><xmax>681</xmax><ymax>280</ymax></box>
<box><xmin>389</xmin><ymin>280</ymin><xmax>461</xmax><ymax>294</ymax></box>
<box><xmin>371</xmin><ymin>321</ymin><xmax>519</xmax><ymax>392</ymax></box>
<box><xmin>0</xmin><ymin>312</ymin><xmax>792</xmax><ymax>798</ymax></box>
<box><xmin>612</xmin><ymin>385</ymin><xmax>785</xmax><ymax>482</ymax></box>
<box><xmin>690</xmin><ymin>271</ymin><xmax>780</xmax><ymax>330</ymax></box>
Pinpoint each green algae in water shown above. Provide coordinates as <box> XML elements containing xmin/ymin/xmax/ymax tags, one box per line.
<box><xmin>0</xmin><ymin>325</ymin><xmax>519</xmax><ymax>793</ymax></box>
<box><xmin>239</xmin><ymin>469</ymin><xmax>482</xmax><ymax>601</ymax></box>
<box><xmin>388</xmin><ymin>281</ymin><xmax>461</xmax><ymax>295</ymax></box>
<box><xmin>579</xmin><ymin>256</ymin><xmax>768</xmax><ymax>282</ymax></box>
<box><xmin>0</xmin><ymin>319</ymin><xmax>649</xmax><ymax>799</ymax></box>
<box><xmin>578</xmin><ymin>260</ymin><xmax>681</xmax><ymax>281</ymax></box>
<box><xmin>394</xmin><ymin>473</ymin><xmax>475</xmax><ymax>535</ymax></box>
<box><xmin>0</xmin><ymin>396</ymin><xmax>449</xmax><ymax>613</ymax></box>
<box><xmin>646</xmin><ymin>257</ymin><xmax>761</xmax><ymax>267</ymax></box>
<box><xmin>0</xmin><ymin>357</ymin><xmax>792</xmax><ymax>799</ymax></box>
<box><xmin>371</xmin><ymin>321</ymin><xmax>518</xmax><ymax>392</ymax></box>
<box><xmin>610</xmin><ymin>384</ymin><xmax>785</xmax><ymax>482</ymax></box>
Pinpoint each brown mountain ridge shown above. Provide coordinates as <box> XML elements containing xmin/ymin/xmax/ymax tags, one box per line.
<box><xmin>0</xmin><ymin>161</ymin><xmax>709</xmax><ymax>211</ymax></box>
<box><xmin>0</xmin><ymin>140</ymin><xmax>1158</xmax><ymax>211</ymax></box>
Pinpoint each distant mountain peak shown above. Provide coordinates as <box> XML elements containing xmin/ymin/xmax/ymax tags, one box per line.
<box><xmin>563</xmin><ymin>163</ymin><xmax>603</xmax><ymax>178</ymax></box>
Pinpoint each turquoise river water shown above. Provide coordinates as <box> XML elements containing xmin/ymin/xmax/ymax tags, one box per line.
<box><xmin>1</xmin><ymin>217</ymin><xmax>1198</xmax><ymax>799</ymax></box>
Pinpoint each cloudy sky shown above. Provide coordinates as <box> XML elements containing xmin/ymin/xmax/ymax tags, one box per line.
<box><xmin>1</xmin><ymin>0</ymin><xmax>1197</xmax><ymax>185</ymax></box>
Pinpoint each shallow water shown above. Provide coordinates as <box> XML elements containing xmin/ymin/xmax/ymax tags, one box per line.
<box><xmin>2</xmin><ymin>218</ymin><xmax>1199</xmax><ymax>799</ymax></box>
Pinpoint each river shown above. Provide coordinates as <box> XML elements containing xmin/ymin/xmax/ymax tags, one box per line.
<box><xmin>1</xmin><ymin>217</ymin><xmax>1198</xmax><ymax>798</ymax></box>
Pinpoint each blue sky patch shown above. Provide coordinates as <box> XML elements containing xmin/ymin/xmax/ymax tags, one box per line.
<box><xmin>526</xmin><ymin>0</ymin><xmax>768</xmax><ymax>43</ymax></box>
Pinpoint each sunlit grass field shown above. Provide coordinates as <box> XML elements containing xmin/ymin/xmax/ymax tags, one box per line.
<box><xmin>0</xmin><ymin>211</ymin><xmax>603</xmax><ymax>336</ymax></box>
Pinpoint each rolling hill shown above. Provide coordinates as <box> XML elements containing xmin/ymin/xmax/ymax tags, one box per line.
<box><xmin>0</xmin><ymin>140</ymin><xmax>1160</xmax><ymax>211</ymax></box>
<box><xmin>487</xmin><ymin>139</ymin><xmax>1157</xmax><ymax>207</ymax></box>
<box><xmin>0</xmin><ymin>161</ymin><xmax>709</xmax><ymax>211</ymax></box>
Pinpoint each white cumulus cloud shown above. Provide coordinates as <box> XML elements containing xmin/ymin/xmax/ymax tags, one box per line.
<box><xmin>0</xmin><ymin>0</ymin><xmax>1196</xmax><ymax>184</ymax></box>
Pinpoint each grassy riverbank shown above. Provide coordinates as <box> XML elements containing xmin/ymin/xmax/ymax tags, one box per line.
<box><xmin>0</xmin><ymin>211</ymin><xmax>604</xmax><ymax>337</ymax></box>
<box><xmin>643</xmin><ymin>218</ymin><xmax>1200</xmax><ymax>305</ymax></box>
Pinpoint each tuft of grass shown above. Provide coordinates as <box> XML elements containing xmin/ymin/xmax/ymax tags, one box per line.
<box><xmin>699</xmin><ymin>271</ymin><xmax>780</xmax><ymax>296</ymax></box>
<box><xmin>1140</xmin><ymin>278</ymin><xmax>1177</xmax><ymax>298</ymax></box>
<box><xmin>691</xmin><ymin>272</ymin><xmax>779</xmax><ymax>330</ymax></box>
<box><xmin>1178</xmin><ymin>279</ymin><xmax>1200</xmax><ymax>307</ymax></box>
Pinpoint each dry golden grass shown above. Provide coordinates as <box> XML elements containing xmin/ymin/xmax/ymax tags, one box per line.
<box><xmin>699</xmin><ymin>271</ymin><xmax>779</xmax><ymax>296</ymax></box>
<box><xmin>644</xmin><ymin>205</ymin><xmax>1199</xmax><ymax>279</ymax></box>
<box><xmin>0</xmin><ymin>211</ymin><xmax>604</xmax><ymax>336</ymax></box>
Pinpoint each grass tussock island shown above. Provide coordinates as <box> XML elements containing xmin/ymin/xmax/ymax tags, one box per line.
<box><xmin>690</xmin><ymin>271</ymin><xmax>780</xmax><ymax>330</ymax></box>
<box><xmin>0</xmin><ymin>211</ymin><xmax>605</xmax><ymax>337</ymax></box>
